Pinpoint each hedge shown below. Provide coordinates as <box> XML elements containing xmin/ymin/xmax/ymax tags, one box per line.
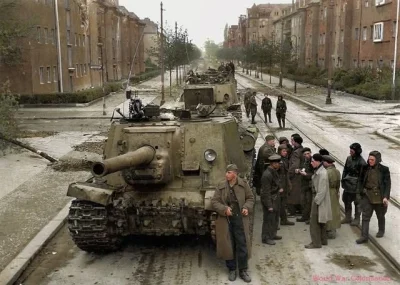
<box><xmin>17</xmin><ymin>69</ymin><xmax>161</xmax><ymax>105</ymax></box>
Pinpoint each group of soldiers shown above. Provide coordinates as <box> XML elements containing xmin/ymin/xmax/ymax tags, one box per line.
<box><xmin>243</xmin><ymin>90</ymin><xmax>287</xmax><ymax>128</ymax></box>
<box><xmin>253</xmin><ymin>136</ymin><xmax>391</xmax><ymax>247</ymax></box>
<box><xmin>218</xmin><ymin>61</ymin><xmax>235</xmax><ymax>76</ymax></box>
<box><xmin>210</xmin><ymin>136</ymin><xmax>391</xmax><ymax>282</ymax></box>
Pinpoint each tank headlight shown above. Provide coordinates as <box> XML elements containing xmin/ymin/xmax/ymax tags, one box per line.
<box><xmin>204</xmin><ymin>149</ymin><xmax>217</xmax><ymax>162</ymax></box>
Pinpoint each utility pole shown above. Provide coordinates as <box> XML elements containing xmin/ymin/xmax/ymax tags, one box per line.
<box><xmin>160</xmin><ymin>2</ymin><xmax>165</xmax><ymax>105</ymax></box>
<box><xmin>175</xmin><ymin>21</ymin><xmax>179</xmax><ymax>86</ymax></box>
<box><xmin>326</xmin><ymin>1</ymin><xmax>334</xmax><ymax>104</ymax></box>
<box><xmin>392</xmin><ymin>0</ymin><xmax>400</xmax><ymax>100</ymax></box>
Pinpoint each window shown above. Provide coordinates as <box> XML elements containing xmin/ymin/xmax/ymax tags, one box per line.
<box><xmin>362</xmin><ymin>27</ymin><xmax>367</xmax><ymax>41</ymax></box>
<box><xmin>46</xmin><ymin>66</ymin><xmax>51</xmax><ymax>83</ymax></box>
<box><xmin>375</xmin><ymin>0</ymin><xmax>385</xmax><ymax>6</ymax></box>
<box><xmin>373</xmin><ymin>22</ymin><xmax>384</xmax><ymax>42</ymax></box>
<box><xmin>355</xmin><ymin>28</ymin><xmax>359</xmax><ymax>40</ymax></box>
<box><xmin>324</xmin><ymin>7</ymin><xmax>327</xmax><ymax>18</ymax></box>
<box><xmin>44</xmin><ymin>28</ymin><xmax>48</xmax><ymax>44</ymax></box>
<box><xmin>67</xmin><ymin>30</ymin><xmax>71</xmax><ymax>45</ymax></box>
<box><xmin>80</xmin><ymin>64</ymin><xmax>83</xmax><ymax>76</ymax></box>
<box><xmin>368</xmin><ymin>60</ymin><xmax>374</xmax><ymax>68</ymax></box>
<box><xmin>50</xmin><ymin>29</ymin><xmax>55</xmax><ymax>44</ymax></box>
<box><xmin>356</xmin><ymin>0</ymin><xmax>360</xmax><ymax>9</ymax></box>
<box><xmin>365</xmin><ymin>0</ymin><xmax>369</xmax><ymax>7</ymax></box>
<box><xmin>82</xmin><ymin>34</ymin><xmax>85</xmax><ymax>46</ymax></box>
<box><xmin>370</xmin><ymin>25</ymin><xmax>374</xmax><ymax>39</ymax></box>
<box><xmin>83</xmin><ymin>64</ymin><xmax>87</xmax><ymax>75</ymax></box>
<box><xmin>75</xmin><ymin>33</ymin><xmax>77</xmax><ymax>46</ymax></box>
<box><xmin>340</xmin><ymin>30</ymin><xmax>344</xmax><ymax>43</ymax></box>
<box><xmin>39</xmin><ymin>67</ymin><xmax>44</xmax><ymax>84</ymax></box>
<box><xmin>37</xmin><ymin>26</ymin><xmax>41</xmax><ymax>43</ymax></box>
<box><xmin>322</xmin><ymin>33</ymin><xmax>326</xmax><ymax>44</ymax></box>
<box><xmin>76</xmin><ymin>64</ymin><xmax>79</xmax><ymax>77</ymax></box>
<box><xmin>53</xmin><ymin>66</ymin><xmax>57</xmax><ymax>82</ymax></box>
<box><xmin>393</xmin><ymin>21</ymin><xmax>397</xmax><ymax>38</ymax></box>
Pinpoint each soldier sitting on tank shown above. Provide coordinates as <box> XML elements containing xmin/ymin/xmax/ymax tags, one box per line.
<box><xmin>131</xmin><ymin>97</ymin><xmax>144</xmax><ymax>118</ymax></box>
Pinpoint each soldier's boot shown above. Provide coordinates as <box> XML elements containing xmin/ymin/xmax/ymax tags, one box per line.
<box><xmin>278</xmin><ymin>119</ymin><xmax>282</xmax><ymax>129</ymax></box>
<box><xmin>282</xmin><ymin>120</ymin><xmax>285</xmax><ymax>129</ymax></box>
<box><xmin>341</xmin><ymin>209</ymin><xmax>352</xmax><ymax>224</ymax></box>
<box><xmin>350</xmin><ymin>210</ymin><xmax>361</xmax><ymax>226</ymax></box>
<box><xmin>356</xmin><ymin>220</ymin><xmax>369</xmax><ymax>244</ymax></box>
<box><xmin>376</xmin><ymin>219</ymin><xmax>385</xmax><ymax>238</ymax></box>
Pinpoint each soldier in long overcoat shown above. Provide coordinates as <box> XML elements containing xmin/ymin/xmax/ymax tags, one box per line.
<box><xmin>211</xmin><ymin>164</ymin><xmax>254</xmax><ymax>282</ymax></box>
<box><xmin>288</xmin><ymin>135</ymin><xmax>304</xmax><ymax>215</ymax></box>
<box><xmin>253</xmin><ymin>135</ymin><xmax>276</xmax><ymax>195</ymax></box>
<box><xmin>276</xmin><ymin>95</ymin><xmax>287</xmax><ymax>128</ymax></box>
<box><xmin>243</xmin><ymin>90</ymin><xmax>252</xmax><ymax>118</ymax></box>
<box><xmin>249</xmin><ymin>92</ymin><xmax>258</xmax><ymax>124</ymax></box>
<box><xmin>323</xmin><ymin>155</ymin><xmax>341</xmax><ymax>239</ymax></box>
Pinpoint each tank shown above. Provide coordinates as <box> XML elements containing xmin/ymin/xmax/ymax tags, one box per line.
<box><xmin>66</xmin><ymin>90</ymin><xmax>257</xmax><ymax>252</ymax></box>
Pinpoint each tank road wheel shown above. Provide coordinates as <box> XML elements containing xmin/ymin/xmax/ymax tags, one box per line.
<box><xmin>68</xmin><ymin>200</ymin><xmax>122</xmax><ymax>253</ymax></box>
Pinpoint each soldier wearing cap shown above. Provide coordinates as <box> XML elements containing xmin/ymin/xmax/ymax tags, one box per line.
<box><xmin>356</xmin><ymin>151</ymin><xmax>391</xmax><ymax>244</ymax></box>
<box><xmin>279</xmin><ymin>136</ymin><xmax>294</xmax><ymax>158</ymax></box>
<box><xmin>323</xmin><ymin>155</ymin><xmax>341</xmax><ymax>239</ymax></box>
<box><xmin>276</xmin><ymin>95</ymin><xmax>287</xmax><ymax>129</ymax></box>
<box><xmin>260</xmin><ymin>154</ymin><xmax>284</xmax><ymax>245</ymax></box>
<box><xmin>244</xmin><ymin>89</ymin><xmax>252</xmax><ymax>118</ymax></box>
<box><xmin>249</xmin><ymin>92</ymin><xmax>258</xmax><ymax>124</ymax></box>
<box><xmin>288</xmin><ymin>135</ymin><xmax>304</xmax><ymax>216</ymax></box>
<box><xmin>211</xmin><ymin>164</ymin><xmax>254</xmax><ymax>282</ymax></box>
<box><xmin>297</xmin><ymin>147</ymin><xmax>314</xmax><ymax>224</ymax></box>
<box><xmin>253</xmin><ymin>135</ymin><xmax>277</xmax><ymax>195</ymax></box>
<box><xmin>261</xmin><ymin>93</ymin><xmax>273</xmax><ymax>123</ymax></box>
<box><xmin>277</xmin><ymin>144</ymin><xmax>295</xmax><ymax>226</ymax></box>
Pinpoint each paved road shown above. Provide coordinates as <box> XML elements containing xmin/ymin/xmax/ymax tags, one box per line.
<box><xmin>16</xmin><ymin>75</ymin><xmax>400</xmax><ymax>285</ymax></box>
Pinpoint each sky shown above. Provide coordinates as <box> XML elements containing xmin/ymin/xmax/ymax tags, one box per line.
<box><xmin>119</xmin><ymin>0</ymin><xmax>292</xmax><ymax>49</ymax></box>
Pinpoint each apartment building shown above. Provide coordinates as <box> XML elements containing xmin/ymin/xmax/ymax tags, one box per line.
<box><xmin>142</xmin><ymin>18</ymin><xmax>158</xmax><ymax>67</ymax></box>
<box><xmin>0</xmin><ymin>0</ymin><xmax>150</xmax><ymax>95</ymax></box>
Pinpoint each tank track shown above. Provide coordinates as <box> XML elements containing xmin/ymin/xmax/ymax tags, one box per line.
<box><xmin>68</xmin><ymin>200</ymin><xmax>123</xmax><ymax>252</ymax></box>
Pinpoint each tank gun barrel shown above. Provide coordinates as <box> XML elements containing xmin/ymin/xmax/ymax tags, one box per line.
<box><xmin>92</xmin><ymin>146</ymin><xmax>155</xmax><ymax>177</ymax></box>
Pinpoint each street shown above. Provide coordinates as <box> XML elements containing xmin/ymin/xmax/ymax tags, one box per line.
<box><xmin>7</xmin><ymin>71</ymin><xmax>400</xmax><ymax>285</ymax></box>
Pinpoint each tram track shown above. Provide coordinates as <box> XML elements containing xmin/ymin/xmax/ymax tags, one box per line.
<box><xmin>236</xmin><ymin>78</ymin><xmax>400</xmax><ymax>272</ymax></box>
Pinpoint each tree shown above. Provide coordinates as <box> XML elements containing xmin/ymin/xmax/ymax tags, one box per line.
<box><xmin>204</xmin><ymin>40</ymin><xmax>219</xmax><ymax>60</ymax></box>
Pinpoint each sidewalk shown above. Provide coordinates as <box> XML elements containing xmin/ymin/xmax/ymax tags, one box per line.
<box><xmin>238</xmin><ymin>70</ymin><xmax>400</xmax><ymax>144</ymax></box>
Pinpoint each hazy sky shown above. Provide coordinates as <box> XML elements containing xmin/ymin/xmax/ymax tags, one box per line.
<box><xmin>119</xmin><ymin>0</ymin><xmax>292</xmax><ymax>48</ymax></box>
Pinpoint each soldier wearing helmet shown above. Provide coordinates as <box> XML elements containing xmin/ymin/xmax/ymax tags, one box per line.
<box><xmin>341</xmin><ymin>143</ymin><xmax>367</xmax><ymax>226</ymax></box>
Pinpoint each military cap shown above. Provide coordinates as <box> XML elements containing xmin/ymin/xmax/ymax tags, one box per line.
<box><xmin>278</xmin><ymin>136</ymin><xmax>289</xmax><ymax>144</ymax></box>
<box><xmin>293</xmin><ymin>136</ymin><xmax>303</xmax><ymax>144</ymax></box>
<box><xmin>277</xmin><ymin>144</ymin><xmax>288</xmax><ymax>152</ymax></box>
<box><xmin>268</xmin><ymin>154</ymin><xmax>281</xmax><ymax>162</ymax></box>
<box><xmin>302</xmin><ymin>147</ymin><xmax>311</xmax><ymax>153</ymax></box>
<box><xmin>226</xmin><ymin>164</ymin><xmax>239</xmax><ymax>172</ymax></box>
<box><xmin>322</xmin><ymin>155</ymin><xmax>335</xmax><ymax>163</ymax></box>
<box><xmin>312</xmin><ymin>153</ymin><xmax>323</xmax><ymax>162</ymax></box>
<box><xmin>369</xmin><ymin>151</ymin><xmax>382</xmax><ymax>163</ymax></box>
<box><xmin>319</xmin><ymin>149</ymin><xmax>330</xmax><ymax>156</ymax></box>
<box><xmin>265</xmin><ymin>135</ymin><xmax>275</xmax><ymax>141</ymax></box>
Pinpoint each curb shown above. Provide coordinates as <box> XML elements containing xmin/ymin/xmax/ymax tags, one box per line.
<box><xmin>376</xmin><ymin>128</ymin><xmax>400</xmax><ymax>145</ymax></box>
<box><xmin>237</xmin><ymin>72</ymin><xmax>399</xmax><ymax>116</ymax></box>
<box><xmin>17</xmin><ymin>116</ymin><xmax>113</xmax><ymax>120</ymax></box>
<box><xmin>0</xmin><ymin>201</ymin><xmax>71</xmax><ymax>285</ymax></box>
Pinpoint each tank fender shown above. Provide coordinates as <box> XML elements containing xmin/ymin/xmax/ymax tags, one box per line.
<box><xmin>67</xmin><ymin>182</ymin><xmax>114</xmax><ymax>206</ymax></box>
<box><xmin>204</xmin><ymin>190</ymin><xmax>216</xmax><ymax>211</ymax></box>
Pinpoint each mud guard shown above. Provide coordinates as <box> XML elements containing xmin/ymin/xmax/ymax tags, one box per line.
<box><xmin>67</xmin><ymin>182</ymin><xmax>114</xmax><ymax>206</ymax></box>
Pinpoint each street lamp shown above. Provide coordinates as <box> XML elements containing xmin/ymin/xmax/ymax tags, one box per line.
<box><xmin>291</xmin><ymin>35</ymin><xmax>298</xmax><ymax>93</ymax></box>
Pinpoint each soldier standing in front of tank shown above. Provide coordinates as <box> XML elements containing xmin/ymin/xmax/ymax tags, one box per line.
<box><xmin>211</xmin><ymin>164</ymin><xmax>254</xmax><ymax>282</ymax></box>
<box><xmin>261</xmin><ymin>93</ymin><xmax>273</xmax><ymax>123</ymax></box>
<box><xmin>244</xmin><ymin>90</ymin><xmax>252</xmax><ymax>118</ymax></box>
<box><xmin>276</xmin><ymin>95</ymin><xmax>287</xmax><ymax>129</ymax></box>
<box><xmin>253</xmin><ymin>135</ymin><xmax>277</xmax><ymax>195</ymax></box>
<box><xmin>322</xmin><ymin>155</ymin><xmax>341</xmax><ymax>239</ymax></box>
<box><xmin>356</xmin><ymin>151</ymin><xmax>391</xmax><ymax>244</ymax></box>
<box><xmin>261</xmin><ymin>154</ymin><xmax>284</xmax><ymax>245</ymax></box>
<box><xmin>288</xmin><ymin>135</ymin><xmax>304</xmax><ymax>216</ymax></box>
<box><xmin>249</xmin><ymin>92</ymin><xmax>258</xmax><ymax>124</ymax></box>
<box><xmin>277</xmin><ymin>144</ymin><xmax>295</xmax><ymax>226</ymax></box>
<box><xmin>297</xmin><ymin>147</ymin><xmax>314</xmax><ymax>224</ymax></box>
<box><xmin>341</xmin><ymin>143</ymin><xmax>367</xmax><ymax>226</ymax></box>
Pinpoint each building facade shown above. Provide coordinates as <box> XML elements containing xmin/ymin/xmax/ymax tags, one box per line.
<box><xmin>142</xmin><ymin>18</ymin><xmax>158</xmax><ymax>67</ymax></box>
<box><xmin>0</xmin><ymin>0</ymin><xmax>149</xmax><ymax>95</ymax></box>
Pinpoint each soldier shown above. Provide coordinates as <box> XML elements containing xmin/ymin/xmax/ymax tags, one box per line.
<box><xmin>356</xmin><ymin>151</ymin><xmax>391</xmax><ymax>244</ymax></box>
<box><xmin>253</xmin><ymin>135</ymin><xmax>276</xmax><ymax>195</ymax></box>
<box><xmin>341</xmin><ymin>143</ymin><xmax>367</xmax><ymax>226</ymax></box>
<box><xmin>276</xmin><ymin>95</ymin><xmax>287</xmax><ymax>129</ymax></box>
<box><xmin>249</xmin><ymin>92</ymin><xmax>258</xmax><ymax>124</ymax></box>
<box><xmin>288</xmin><ymin>135</ymin><xmax>304</xmax><ymax>216</ymax></box>
<box><xmin>323</xmin><ymin>155</ymin><xmax>341</xmax><ymax>239</ymax></box>
<box><xmin>279</xmin><ymin>136</ymin><xmax>293</xmax><ymax>159</ymax></box>
<box><xmin>218</xmin><ymin>62</ymin><xmax>225</xmax><ymax>71</ymax></box>
<box><xmin>261</xmin><ymin>154</ymin><xmax>284</xmax><ymax>245</ymax></box>
<box><xmin>297</xmin><ymin>147</ymin><xmax>313</xmax><ymax>224</ymax></box>
<box><xmin>305</xmin><ymin>154</ymin><xmax>332</xmax><ymax>249</ymax></box>
<box><xmin>229</xmin><ymin>61</ymin><xmax>235</xmax><ymax>76</ymax></box>
<box><xmin>211</xmin><ymin>164</ymin><xmax>254</xmax><ymax>282</ymax></box>
<box><xmin>277</xmin><ymin>144</ymin><xmax>295</xmax><ymax>226</ymax></box>
<box><xmin>243</xmin><ymin>89</ymin><xmax>252</xmax><ymax>118</ymax></box>
<box><xmin>261</xmin><ymin>93</ymin><xmax>273</xmax><ymax>123</ymax></box>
